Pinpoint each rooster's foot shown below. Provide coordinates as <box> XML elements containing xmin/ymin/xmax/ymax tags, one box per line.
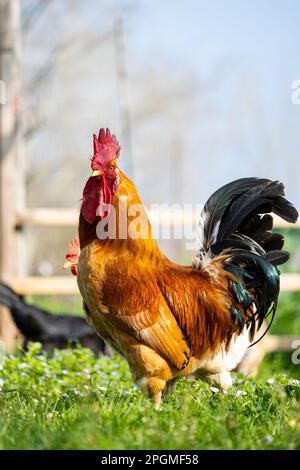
<box><xmin>202</xmin><ymin>370</ymin><xmax>233</xmax><ymax>391</ymax></box>
<box><xmin>136</xmin><ymin>376</ymin><xmax>166</xmax><ymax>408</ymax></box>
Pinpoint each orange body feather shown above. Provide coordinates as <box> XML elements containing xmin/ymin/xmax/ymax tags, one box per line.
<box><xmin>77</xmin><ymin>131</ymin><xmax>298</xmax><ymax>406</ymax></box>
<box><xmin>77</xmin><ymin>172</ymin><xmax>238</xmax><ymax>405</ymax></box>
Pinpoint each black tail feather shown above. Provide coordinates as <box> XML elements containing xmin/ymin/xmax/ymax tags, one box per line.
<box><xmin>217</xmin><ymin>180</ymin><xmax>297</xmax><ymax>241</ymax></box>
<box><xmin>195</xmin><ymin>177</ymin><xmax>298</xmax><ymax>343</ymax></box>
<box><xmin>265</xmin><ymin>250</ymin><xmax>290</xmax><ymax>266</ymax></box>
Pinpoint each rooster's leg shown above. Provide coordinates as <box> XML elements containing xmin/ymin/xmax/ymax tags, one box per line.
<box><xmin>135</xmin><ymin>376</ymin><xmax>167</xmax><ymax>409</ymax></box>
<box><xmin>165</xmin><ymin>379</ymin><xmax>177</xmax><ymax>398</ymax></box>
<box><xmin>202</xmin><ymin>370</ymin><xmax>233</xmax><ymax>391</ymax></box>
<box><xmin>136</xmin><ymin>376</ymin><xmax>167</xmax><ymax>409</ymax></box>
<box><xmin>109</xmin><ymin>329</ymin><xmax>173</xmax><ymax>407</ymax></box>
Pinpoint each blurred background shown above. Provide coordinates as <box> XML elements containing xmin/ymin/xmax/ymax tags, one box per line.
<box><xmin>19</xmin><ymin>0</ymin><xmax>300</xmax><ymax>273</ymax></box>
<box><xmin>0</xmin><ymin>0</ymin><xmax>300</xmax><ymax>304</ymax></box>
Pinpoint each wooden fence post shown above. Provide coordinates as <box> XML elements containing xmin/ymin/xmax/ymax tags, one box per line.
<box><xmin>0</xmin><ymin>0</ymin><xmax>24</xmax><ymax>281</ymax></box>
<box><xmin>0</xmin><ymin>0</ymin><xmax>24</xmax><ymax>352</ymax></box>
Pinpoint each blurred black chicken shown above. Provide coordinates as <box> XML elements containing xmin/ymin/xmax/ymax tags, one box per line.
<box><xmin>0</xmin><ymin>283</ymin><xmax>106</xmax><ymax>356</ymax></box>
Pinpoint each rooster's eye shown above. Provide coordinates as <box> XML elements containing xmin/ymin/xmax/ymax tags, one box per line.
<box><xmin>107</xmin><ymin>166</ymin><xmax>114</xmax><ymax>171</ymax></box>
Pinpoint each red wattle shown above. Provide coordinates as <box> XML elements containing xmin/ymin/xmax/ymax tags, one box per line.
<box><xmin>82</xmin><ymin>176</ymin><xmax>112</xmax><ymax>224</ymax></box>
<box><xmin>71</xmin><ymin>265</ymin><xmax>78</xmax><ymax>276</ymax></box>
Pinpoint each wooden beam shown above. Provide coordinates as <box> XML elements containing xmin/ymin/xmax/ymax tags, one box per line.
<box><xmin>15</xmin><ymin>208</ymin><xmax>79</xmax><ymax>228</ymax></box>
<box><xmin>11</xmin><ymin>276</ymin><xmax>79</xmax><ymax>295</ymax></box>
<box><xmin>14</xmin><ymin>208</ymin><xmax>300</xmax><ymax>229</ymax></box>
<box><xmin>272</xmin><ymin>215</ymin><xmax>300</xmax><ymax>229</ymax></box>
<box><xmin>280</xmin><ymin>273</ymin><xmax>300</xmax><ymax>293</ymax></box>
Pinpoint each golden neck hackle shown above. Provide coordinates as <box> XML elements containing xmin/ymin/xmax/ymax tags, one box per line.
<box><xmin>79</xmin><ymin>171</ymin><xmax>163</xmax><ymax>262</ymax></box>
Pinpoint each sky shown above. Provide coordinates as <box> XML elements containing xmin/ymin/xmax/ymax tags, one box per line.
<box><xmin>129</xmin><ymin>0</ymin><xmax>300</xmax><ymax>80</ymax></box>
<box><xmin>22</xmin><ymin>0</ymin><xmax>300</xmax><ymax>269</ymax></box>
<box><xmin>96</xmin><ymin>0</ymin><xmax>300</xmax><ymax>201</ymax></box>
<box><xmin>127</xmin><ymin>0</ymin><xmax>300</xmax><ymax>131</ymax></box>
<box><xmin>26</xmin><ymin>0</ymin><xmax>300</xmax><ymax>206</ymax></box>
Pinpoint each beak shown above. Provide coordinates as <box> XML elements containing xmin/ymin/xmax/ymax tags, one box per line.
<box><xmin>63</xmin><ymin>261</ymin><xmax>74</xmax><ymax>269</ymax></box>
<box><xmin>92</xmin><ymin>169</ymin><xmax>104</xmax><ymax>177</ymax></box>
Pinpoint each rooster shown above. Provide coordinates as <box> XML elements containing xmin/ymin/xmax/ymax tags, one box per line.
<box><xmin>77</xmin><ymin>128</ymin><xmax>298</xmax><ymax>406</ymax></box>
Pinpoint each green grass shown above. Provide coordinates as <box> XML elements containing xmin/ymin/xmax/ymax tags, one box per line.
<box><xmin>0</xmin><ymin>232</ymin><xmax>299</xmax><ymax>450</ymax></box>
<box><xmin>0</xmin><ymin>291</ymin><xmax>300</xmax><ymax>451</ymax></box>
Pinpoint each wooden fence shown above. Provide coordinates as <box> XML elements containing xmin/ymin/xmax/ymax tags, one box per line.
<box><xmin>8</xmin><ymin>208</ymin><xmax>300</xmax><ymax>295</ymax></box>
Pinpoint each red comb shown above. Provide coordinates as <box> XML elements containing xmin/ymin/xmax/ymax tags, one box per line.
<box><xmin>92</xmin><ymin>128</ymin><xmax>120</xmax><ymax>170</ymax></box>
<box><xmin>67</xmin><ymin>236</ymin><xmax>80</xmax><ymax>258</ymax></box>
